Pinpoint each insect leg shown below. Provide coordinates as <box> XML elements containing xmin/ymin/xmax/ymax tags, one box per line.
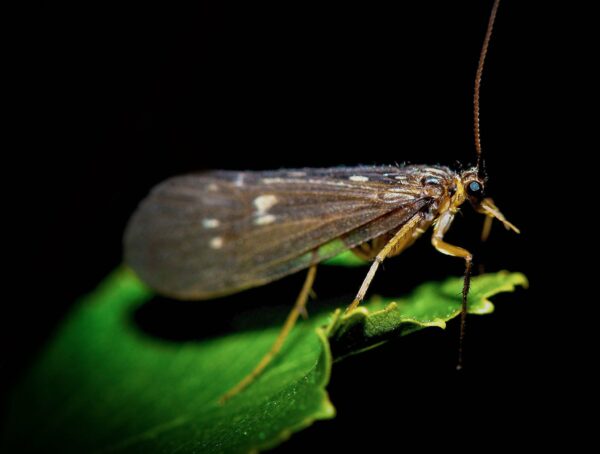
<box><xmin>219</xmin><ymin>264</ymin><xmax>318</xmax><ymax>403</ymax></box>
<box><xmin>481</xmin><ymin>215</ymin><xmax>494</xmax><ymax>242</ymax></box>
<box><xmin>431</xmin><ymin>210</ymin><xmax>473</xmax><ymax>370</ymax></box>
<box><xmin>478</xmin><ymin>197</ymin><xmax>520</xmax><ymax>242</ymax></box>
<box><xmin>346</xmin><ymin>214</ymin><xmax>423</xmax><ymax>312</ymax></box>
<box><xmin>351</xmin><ymin>242</ymin><xmax>377</xmax><ymax>261</ymax></box>
<box><xmin>350</xmin><ymin>234</ymin><xmax>392</xmax><ymax>261</ymax></box>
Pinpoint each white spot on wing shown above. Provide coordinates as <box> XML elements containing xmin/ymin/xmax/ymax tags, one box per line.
<box><xmin>203</xmin><ymin>218</ymin><xmax>220</xmax><ymax>229</ymax></box>
<box><xmin>288</xmin><ymin>171</ymin><xmax>306</xmax><ymax>177</ymax></box>
<box><xmin>253</xmin><ymin>194</ymin><xmax>278</xmax><ymax>215</ymax></box>
<box><xmin>315</xmin><ymin>180</ymin><xmax>351</xmax><ymax>187</ymax></box>
<box><xmin>261</xmin><ymin>177</ymin><xmax>286</xmax><ymax>184</ymax></box>
<box><xmin>255</xmin><ymin>214</ymin><xmax>276</xmax><ymax>225</ymax></box>
<box><xmin>234</xmin><ymin>173</ymin><xmax>245</xmax><ymax>187</ymax></box>
<box><xmin>349</xmin><ymin>175</ymin><xmax>369</xmax><ymax>182</ymax></box>
<box><xmin>210</xmin><ymin>236</ymin><xmax>224</xmax><ymax>249</ymax></box>
<box><xmin>207</xmin><ymin>183</ymin><xmax>219</xmax><ymax>192</ymax></box>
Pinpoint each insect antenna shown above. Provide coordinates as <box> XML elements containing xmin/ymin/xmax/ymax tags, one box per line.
<box><xmin>474</xmin><ymin>0</ymin><xmax>500</xmax><ymax>177</ymax></box>
<box><xmin>458</xmin><ymin>0</ymin><xmax>501</xmax><ymax>370</ymax></box>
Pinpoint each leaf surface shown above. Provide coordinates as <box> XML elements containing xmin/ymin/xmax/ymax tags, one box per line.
<box><xmin>2</xmin><ymin>269</ymin><xmax>526</xmax><ymax>453</ymax></box>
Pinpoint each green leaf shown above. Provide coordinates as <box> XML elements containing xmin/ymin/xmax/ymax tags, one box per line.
<box><xmin>326</xmin><ymin>271</ymin><xmax>528</xmax><ymax>359</ymax></box>
<box><xmin>2</xmin><ymin>269</ymin><xmax>526</xmax><ymax>453</ymax></box>
<box><xmin>322</xmin><ymin>249</ymin><xmax>368</xmax><ymax>267</ymax></box>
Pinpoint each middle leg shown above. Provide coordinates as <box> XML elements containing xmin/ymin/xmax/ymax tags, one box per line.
<box><xmin>346</xmin><ymin>214</ymin><xmax>423</xmax><ymax>312</ymax></box>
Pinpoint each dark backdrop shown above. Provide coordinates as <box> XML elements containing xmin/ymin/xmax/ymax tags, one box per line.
<box><xmin>6</xmin><ymin>0</ymin><xmax>572</xmax><ymax>450</ymax></box>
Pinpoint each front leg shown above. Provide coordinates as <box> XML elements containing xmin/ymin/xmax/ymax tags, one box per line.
<box><xmin>431</xmin><ymin>210</ymin><xmax>473</xmax><ymax>369</ymax></box>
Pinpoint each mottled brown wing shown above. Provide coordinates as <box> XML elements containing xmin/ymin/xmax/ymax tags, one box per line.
<box><xmin>124</xmin><ymin>166</ymin><xmax>437</xmax><ymax>299</ymax></box>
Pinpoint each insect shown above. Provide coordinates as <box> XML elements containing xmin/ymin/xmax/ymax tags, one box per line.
<box><xmin>124</xmin><ymin>0</ymin><xmax>518</xmax><ymax>401</ymax></box>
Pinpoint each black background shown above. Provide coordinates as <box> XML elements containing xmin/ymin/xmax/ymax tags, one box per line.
<box><xmin>5</xmin><ymin>0</ymin><xmax>577</xmax><ymax>450</ymax></box>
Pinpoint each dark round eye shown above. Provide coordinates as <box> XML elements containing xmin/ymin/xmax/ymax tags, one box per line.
<box><xmin>467</xmin><ymin>181</ymin><xmax>483</xmax><ymax>196</ymax></box>
<box><xmin>422</xmin><ymin>176</ymin><xmax>441</xmax><ymax>186</ymax></box>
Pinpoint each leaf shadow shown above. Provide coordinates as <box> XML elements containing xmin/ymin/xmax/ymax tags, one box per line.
<box><xmin>131</xmin><ymin>269</ymin><xmax>348</xmax><ymax>344</ymax></box>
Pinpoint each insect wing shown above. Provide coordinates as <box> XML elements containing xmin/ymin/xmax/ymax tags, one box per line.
<box><xmin>124</xmin><ymin>167</ymin><xmax>429</xmax><ymax>299</ymax></box>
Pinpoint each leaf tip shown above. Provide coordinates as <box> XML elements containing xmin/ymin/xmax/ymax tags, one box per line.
<box><xmin>469</xmin><ymin>300</ymin><xmax>495</xmax><ymax>315</ymax></box>
<box><xmin>321</xmin><ymin>399</ymin><xmax>336</xmax><ymax>418</ymax></box>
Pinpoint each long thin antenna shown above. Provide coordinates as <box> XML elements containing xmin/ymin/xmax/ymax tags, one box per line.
<box><xmin>458</xmin><ymin>0</ymin><xmax>502</xmax><ymax>371</ymax></box>
<box><xmin>474</xmin><ymin>0</ymin><xmax>501</xmax><ymax>175</ymax></box>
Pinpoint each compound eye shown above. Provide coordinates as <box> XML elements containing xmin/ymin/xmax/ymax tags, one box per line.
<box><xmin>467</xmin><ymin>180</ymin><xmax>483</xmax><ymax>196</ymax></box>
